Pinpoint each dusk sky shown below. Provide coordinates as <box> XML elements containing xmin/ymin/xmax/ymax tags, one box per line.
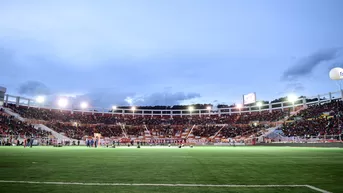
<box><xmin>1</xmin><ymin>0</ymin><xmax>343</xmax><ymax>108</ymax></box>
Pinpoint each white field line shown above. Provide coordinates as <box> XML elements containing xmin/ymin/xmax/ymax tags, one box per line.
<box><xmin>0</xmin><ymin>180</ymin><xmax>332</xmax><ymax>193</ymax></box>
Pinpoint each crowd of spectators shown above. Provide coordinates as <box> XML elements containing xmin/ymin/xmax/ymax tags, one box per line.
<box><xmin>290</xmin><ymin>100</ymin><xmax>343</xmax><ymax>120</ymax></box>
<box><xmin>236</xmin><ymin>110</ymin><xmax>286</xmax><ymax>124</ymax></box>
<box><xmin>281</xmin><ymin>117</ymin><xmax>342</xmax><ymax>137</ymax></box>
<box><xmin>281</xmin><ymin>100</ymin><xmax>343</xmax><ymax>137</ymax></box>
<box><xmin>7</xmin><ymin>100</ymin><xmax>343</xmax><ymax>140</ymax></box>
<box><xmin>0</xmin><ymin>111</ymin><xmax>51</xmax><ymax>138</ymax></box>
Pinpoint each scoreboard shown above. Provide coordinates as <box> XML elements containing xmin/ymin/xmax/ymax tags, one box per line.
<box><xmin>243</xmin><ymin>92</ymin><xmax>256</xmax><ymax>105</ymax></box>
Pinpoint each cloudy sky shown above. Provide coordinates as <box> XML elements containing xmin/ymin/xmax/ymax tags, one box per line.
<box><xmin>1</xmin><ymin>0</ymin><xmax>343</xmax><ymax>108</ymax></box>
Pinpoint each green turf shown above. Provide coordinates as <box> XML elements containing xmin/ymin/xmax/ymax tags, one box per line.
<box><xmin>0</xmin><ymin>146</ymin><xmax>342</xmax><ymax>193</ymax></box>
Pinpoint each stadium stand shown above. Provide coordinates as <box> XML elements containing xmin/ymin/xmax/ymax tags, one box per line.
<box><xmin>2</xmin><ymin>93</ymin><xmax>343</xmax><ymax>144</ymax></box>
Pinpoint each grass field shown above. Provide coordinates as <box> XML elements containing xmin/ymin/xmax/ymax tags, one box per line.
<box><xmin>0</xmin><ymin>146</ymin><xmax>342</xmax><ymax>193</ymax></box>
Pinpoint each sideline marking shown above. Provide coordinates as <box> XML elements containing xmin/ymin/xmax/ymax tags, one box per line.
<box><xmin>0</xmin><ymin>180</ymin><xmax>332</xmax><ymax>193</ymax></box>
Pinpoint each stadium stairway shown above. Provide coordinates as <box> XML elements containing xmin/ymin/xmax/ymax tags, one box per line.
<box><xmin>256</xmin><ymin>126</ymin><xmax>280</xmax><ymax>142</ymax></box>
<box><xmin>33</xmin><ymin>124</ymin><xmax>76</xmax><ymax>142</ymax></box>
<box><xmin>3</xmin><ymin>107</ymin><xmax>26</xmax><ymax>122</ymax></box>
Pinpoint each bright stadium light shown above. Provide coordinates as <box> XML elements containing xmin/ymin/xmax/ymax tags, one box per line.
<box><xmin>288</xmin><ymin>94</ymin><xmax>297</xmax><ymax>112</ymax></box>
<box><xmin>256</xmin><ymin>101</ymin><xmax>262</xmax><ymax>113</ymax></box>
<box><xmin>206</xmin><ymin>106</ymin><xmax>211</xmax><ymax>116</ymax></box>
<box><xmin>188</xmin><ymin>106</ymin><xmax>194</xmax><ymax>111</ymax></box>
<box><xmin>131</xmin><ymin>106</ymin><xmax>136</xmax><ymax>111</ymax></box>
<box><xmin>80</xmin><ymin>102</ymin><xmax>88</xmax><ymax>109</ymax></box>
<box><xmin>36</xmin><ymin>96</ymin><xmax>45</xmax><ymax>103</ymax></box>
<box><xmin>256</xmin><ymin>101</ymin><xmax>262</xmax><ymax>107</ymax></box>
<box><xmin>288</xmin><ymin>94</ymin><xmax>297</xmax><ymax>103</ymax></box>
<box><xmin>236</xmin><ymin>104</ymin><xmax>242</xmax><ymax>115</ymax></box>
<box><xmin>112</xmin><ymin>106</ymin><xmax>117</xmax><ymax>110</ymax></box>
<box><xmin>58</xmin><ymin>98</ymin><xmax>68</xmax><ymax>108</ymax></box>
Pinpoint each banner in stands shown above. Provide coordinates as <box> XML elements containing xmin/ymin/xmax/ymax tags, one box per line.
<box><xmin>214</xmin><ymin>143</ymin><xmax>246</xmax><ymax>146</ymax></box>
<box><xmin>243</xmin><ymin>92</ymin><xmax>256</xmax><ymax>105</ymax></box>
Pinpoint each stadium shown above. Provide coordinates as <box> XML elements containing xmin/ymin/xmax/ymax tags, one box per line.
<box><xmin>1</xmin><ymin>1</ymin><xmax>343</xmax><ymax>193</ymax></box>
<box><xmin>1</xmin><ymin>86</ymin><xmax>343</xmax><ymax>193</ymax></box>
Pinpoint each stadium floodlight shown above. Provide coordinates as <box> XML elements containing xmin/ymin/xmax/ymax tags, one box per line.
<box><xmin>112</xmin><ymin>106</ymin><xmax>117</xmax><ymax>110</ymax></box>
<box><xmin>131</xmin><ymin>106</ymin><xmax>136</xmax><ymax>111</ymax></box>
<box><xmin>256</xmin><ymin>101</ymin><xmax>262</xmax><ymax>107</ymax></box>
<box><xmin>288</xmin><ymin>94</ymin><xmax>297</xmax><ymax>112</ymax></box>
<box><xmin>236</xmin><ymin>104</ymin><xmax>242</xmax><ymax>115</ymax></box>
<box><xmin>287</xmin><ymin>94</ymin><xmax>297</xmax><ymax>103</ymax></box>
<box><xmin>188</xmin><ymin>106</ymin><xmax>194</xmax><ymax>111</ymax></box>
<box><xmin>58</xmin><ymin>98</ymin><xmax>68</xmax><ymax>108</ymax></box>
<box><xmin>256</xmin><ymin>101</ymin><xmax>262</xmax><ymax>113</ymax></box>
<box><xmin>80</xmin><ymin>102</ymin><xmax>88</xmax><ymax>109</ymax></box>
<box><xmin>206</xmin><ymin>106</ymin><xmax>211</xmax><ymax>116</ymax></box>
<box><xmin>36</xmin><ymin>96</ymin><xmax>45</xmax><ymax>104</ymax></box>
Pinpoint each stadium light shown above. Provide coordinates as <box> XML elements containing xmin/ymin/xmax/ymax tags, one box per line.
<box><xmin>58</xmin><ymin>98</ymin><xmax>68</xmax><ymax>108</ymax></box>
<box><xmin>288</xmin><ymin>94</ymin><xmax>297</xmax><ymax>103</ymax></box>
<box><xmin>236</xmin><ymin>104</ymin><xmax>242</xmax><ymax>115</ymax></box>
<box><xmin>206</xmin><ymin>106</ymin><xmax>211</xmax><ymax>116</ymax></box>
<box><xmin>288</xmin><ymin>94</ymin><xmax>297</xmax><ymax>112</ymax></box>
<box><xmin>188</xmin><ymin>106</ymin><xmax>194</xmax><ymax>116</ymax></box>
<box><xmin>80</xmin><ymin>102</ymin><xmax>88</xmax><ymax>109</ymax></box>
<box><xmin>256</xmin><ymin>102</ymin><xmax>262</xmax><ymax>107</ymax></box>
<box><xmin>256</xmin><ymin>101</ymin><xmax>262</xmax><ymax>113</ymax></box>
<box><xmin>131</xmin><ymin>106</ymin><xmax>136</xmax><ymax>117</ymax></box>
<box><xmin>36</xmin><ymin>96</ymin><xmax>45</xmax><ymax>104</ymax></box>
<box><xmin>111</xmin><ymin>105</ymin><xmax>117</xmax><ymax>115</ymax></box>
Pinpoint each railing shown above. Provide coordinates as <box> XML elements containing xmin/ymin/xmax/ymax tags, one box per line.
<box><xmin>3</xmin><ymin>90</ymin><xmax>343</xmax><ymax>117</ymax></box>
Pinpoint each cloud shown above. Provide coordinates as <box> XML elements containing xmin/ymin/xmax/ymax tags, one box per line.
<box><xmin>17</xmin><ymin>81</ymin><xmax>51</xmax><ymax>96</ymax></box>
<box><xmin>69</xmin><ymin>91</ymin><xmax>201</xmax><ymax>108</ymax></box>
<box><xmin>281</xmin><ymin>48</ymin><xmax>342</xmax><ymax>81</ymax></box>
<box><xmin>276</xmin><ymin>82</ymin><xmax>305</xmax><ymax>97</ymax></box>
<box><xmin>133</xmin><ymin>92</ymin><xmax>201</xmax><ymax>106</ymax></box>
<box><xmin>285</xmin><ymin>82</ymin><xmax>305</xmax><ymax>92</ymax></box>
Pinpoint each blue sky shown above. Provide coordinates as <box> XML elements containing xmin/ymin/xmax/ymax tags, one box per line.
<box><xmin>1</xmin><ymin>0</ymin><xmax>343</xmax><ymax>108</ymax></box>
